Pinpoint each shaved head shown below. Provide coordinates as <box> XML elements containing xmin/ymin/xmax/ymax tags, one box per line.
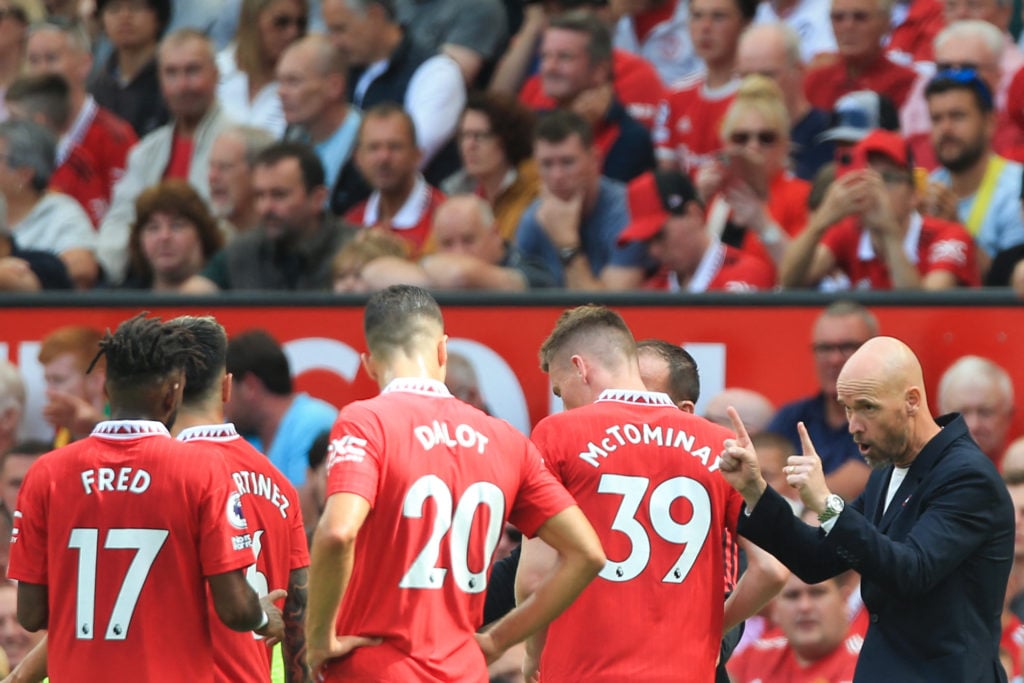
<box><xmin>836</xmin><ymin>337</ymin><xmax>936</xmax><ymax>468</ymax></box>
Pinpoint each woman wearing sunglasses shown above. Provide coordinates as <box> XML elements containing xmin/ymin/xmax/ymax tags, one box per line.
<box><xmin>695</xmin><ymin>74</ymin><xmax>811</xmax><ymax>268</ymax></box>
<box><xmin>216</xmin><ymin>0</ymin><xmax>307</xmax><ymax>137</ymax></box>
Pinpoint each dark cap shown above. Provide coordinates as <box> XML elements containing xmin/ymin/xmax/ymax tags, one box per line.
<box><xmin>618</xmin><ymin>170</ymin><xmax>701</xmax><ymax>245</ymax></box>
<box><xmin>817</xmin><ymin>90</ymin><xmax>900</xmax><ymax>144</ymax></box>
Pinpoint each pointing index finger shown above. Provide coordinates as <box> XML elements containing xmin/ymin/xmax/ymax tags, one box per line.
<box><xmin>796</xmin><ymin>421</ymin><xmax>817</xmax><ymax>456</ymax></box>
<box><xmin>726</xmin><ymin>406</ymin><xmax>751</xmax><ymax>445</ymax></box>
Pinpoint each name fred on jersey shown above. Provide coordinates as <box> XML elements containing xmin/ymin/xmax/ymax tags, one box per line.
<box><xmin>577</xmin><ymin>423</ymin><xmax>721</xmax><ymax>471</ymax></box>
<box><xmin>81</xmin><ymin>467</ymin><xmax>152</xmax><ymax>495</ymax></box>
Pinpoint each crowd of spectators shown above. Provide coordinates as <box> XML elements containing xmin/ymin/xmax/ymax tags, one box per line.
<box><xmin>0</xmin><ymin>0</ymin><xmax>1014</xmax><ymax>295</ymax></box>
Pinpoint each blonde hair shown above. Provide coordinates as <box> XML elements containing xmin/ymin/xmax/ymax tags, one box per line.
<box><xmin>720</xmin><ymin>74</ymin><xmax>791</xmax><ymax>143</ymax></box>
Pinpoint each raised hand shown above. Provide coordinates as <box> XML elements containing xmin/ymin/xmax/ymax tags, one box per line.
<box><xmin>719</xmin><ymin>406</ymin><xmax>767</xmax><ymax>507</ymax></box>
<box><xmin>785</xmin><ymin>422</ymin><xmax>831</xmax><ymax>514</ymax></box>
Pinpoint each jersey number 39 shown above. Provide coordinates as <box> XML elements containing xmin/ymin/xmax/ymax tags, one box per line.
<box><xmin>598</xmin><ymin>474</ymin><xmax>711</xmax><ymax>583</ymax></box>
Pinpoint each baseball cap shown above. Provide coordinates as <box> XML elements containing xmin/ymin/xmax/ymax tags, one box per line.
<box><xmin>618</xmin><ymin>170</ymin><xmax>701</xmax><ymax>245</ymax></box>
<box><xmin>817</xmin><ymin>90</ymin><xmax>900</xmax><ymax>144</ymax></box>
<box><xmin>854</xmin><ymin>129</ymin><xmax>912</xmax><ymax>169</ymax></box>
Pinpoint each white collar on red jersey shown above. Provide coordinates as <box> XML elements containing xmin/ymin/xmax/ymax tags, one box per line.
<box><xmin>91</xmin><ymin>420</ymin><xmax>170</xmax><ymax>440</ymax></box>
<box><xmin>176</xmin><ymin>423</ymin><xmax>240</xmax><ymax>443</ymax></box>
<box><xmin>857</xmin><ymin>211</ymin><xmax>921</xmax><ymax>264</ymax></box>
<box><xmin>596</xmin><ymin>389</ymin><xmax>675</xmax><ymax>406</ymax></box>
<box><xmin>363</xmin><ymin>174</ymin><xmax>432</xmax><ymax>230</ymax></box>
<box><xmin>382</xmin><ymin>377</ymin><xmax>452</xmax><ymax>397</ymax></box>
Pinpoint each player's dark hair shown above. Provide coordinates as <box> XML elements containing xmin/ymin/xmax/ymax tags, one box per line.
<box><xmin>167</xmin><ymin>316</ymin><xmax>227</xmax><ymax>404</ymax></box>
<box><xmin>91</xmin><ymin>313</ymin><xmax>203</xmax><ymax>391</ymax></box>
<box><xmin>226</xmin><ymin>329</ymin><xmax>293</xmax><ymax>396</ymax></box>
<box><xmin>364</xmin><ymin>285</ymin><xmax>444</xmax><ymax>358</ymax></box>
<box><xmin>636</xmin><ymin>339</ymin><xmax>700</xmax><ymax>404</ymax></box>
<box><xmin>540</xmin><ymin>304</ymin><xmax>635</xmax><ymax>373</ymax></box>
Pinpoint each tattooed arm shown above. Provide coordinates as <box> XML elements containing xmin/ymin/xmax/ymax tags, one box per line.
<box><xmin>284</xmin><ymin>567</ymin><xmax>310</xmax><ymax>683</ymax></box>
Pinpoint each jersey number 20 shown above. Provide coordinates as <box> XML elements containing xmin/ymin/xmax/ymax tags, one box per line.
<box><xmin>399</xmin><ymin>475</ymin><xmax>505</xmax><ymax>594</ymax></box>
<box><xmin>598</xmin><ymin>474</ymin><xmax>711</xmax><ymax>583</ymax></box>
<box><xmin>68</xmin><ymin>528</ymin><xmax>169</xmax><ymax>640</ymax></box>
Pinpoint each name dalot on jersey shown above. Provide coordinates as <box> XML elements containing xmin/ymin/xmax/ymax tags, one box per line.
<box><xmin>414</xmin><ymin>420</ymin><xmax>489</xmax><ymax>454</ymax></box>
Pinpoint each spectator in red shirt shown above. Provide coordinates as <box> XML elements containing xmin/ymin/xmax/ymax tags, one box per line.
<box><xmin>345</xmin><ymin>103</ymin><xmax>446</xmax><ymax>256</ymax></box>
<box><xmin>23</xmin><ymin>21</ymin><xmax>137</xmax><ymax>226</ymax></box>
<box><xmin>656</xmin><ymin>0</ymin><xmax>757</xmax><ymax>174</ymax></box>
<box><xmin>803</xmin><ymin>0</ymin><xmax>919</xmax><ymax>110</ymax></box>
<box><xmin>618</xmin><ymin>169</ymin><xmax>776</xmax><ymax>292</ymax></box>
<box><xmin>780</xmin><ymin>130</ymin><xmax>980</xmax><ymax>290</ymax></box>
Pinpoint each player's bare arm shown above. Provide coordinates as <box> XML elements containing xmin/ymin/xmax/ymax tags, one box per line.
<box><xmin>723</xmin><ymin>538</ymin><xmax>789</xmax><ymax>633</ymax></box>
<box><xmin>208</xmin><ymin>570</ymin><xmax>285</xmax><ymax>637</ymax></box>
<box><xmin>283</xmin><ymin>567</ymin><xmax>310</xmax><ymax>683</ymax></box>
<box><xmin>306</xmin><ymin>492</ymin><xmax>383</xmax><ymax>674</ymax></box>
<box><xmin>513</xmin><ymin>537</ymin><xmax>560</xmax><ymax>681</ymax></box>
<box><xmin>478</xmin><ymin>505</ymin><xmax>604</xmax><ymax>665</ymax></box>
<box><xmin>16</xmin><ymin>583</ymin><xmax>47</xmax><ymax>632</ymax></box>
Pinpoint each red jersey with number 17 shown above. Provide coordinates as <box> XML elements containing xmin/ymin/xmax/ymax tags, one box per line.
<box><xmin>323</xmin><ymin>378</ymin><xmax>576</xmax><ymax>682</ymax></box>
<box><xmin>178</xmin><ymin>424</ymin><xmax>310</xmax><ymax>683</ymax></box>
<box><xmin>531</xmin><ymin>390</ymin><xmax>745</xmax><ymax>682</ymax></box>
<box><xmin>7</xmin><ymin>420</ymin><xmax>255</xmax><ymax>683</ymax></box>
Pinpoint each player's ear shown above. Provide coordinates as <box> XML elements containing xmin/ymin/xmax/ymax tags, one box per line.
<box><xmin>570</xmin><ymin>354</ymin><xmax>587</xmax><ymax>382</ymax></box>
<box><xmin>360</xmin><ymin>352</ymin><xmax>378</xmax><ymax>382</ymax></box>
<box><xmin>678</xmin><ymin>399</ymin><xmax>696</xmax><ymax>414</ymax></box>
<box><xmin>162</xmin><ymin>370</ymin><xmax>185</xmax><ymax>418</ymax></box>
<box><xmin>222</xmin><ymin>372</ymin><xmax>232</xmax><ymax>404</ymax></box>
<box><xmin>437</xmin><ymin>334</ymin><xmax>448</xmax><ymax>370</ymax></box>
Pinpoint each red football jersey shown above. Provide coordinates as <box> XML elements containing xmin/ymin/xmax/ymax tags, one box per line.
<box><xmin>344</xmin><ymin>179</ymin><xmax>446</xmax><ymax>257</ymax></box>
<box><xmin>178</xmin><ymin>424</ymin><xmax>310</xmax><ymax>683</ymax></box>
<box><xmin>726</xmin><ymin>627</ymin><xmax>862</xmax><ymax>683</ymax></box>
<box><xmin>644</xmin><ymin>241</ymin><xmax>777</xmax><ymax>292</ymax></box>
<box><xmin>51</xmin><ymin>99</ymin><xmax>137</xmax><ymax>226</ymax></box>
<box><xmin>322</xmin><ymin>378</ymin><xmax>575</xmax><ymax>682</ymax></box>
<box><xmin>8</xmin><ymin>420</ymin><xmax>254</xmax><ymax>683</ymax></box>
<box><xmin>531</xmin><ymin>390</ymin><xmax>745</xmax><ymax>682</ymax></box>
<box><xmin>821</xmin><ymin>213</ymin><xmax>980</xmax><ymax>289</ymax></box>
<box><xmin>657</xmin><ymin>77</ymin><xmax>737</xmax><ymax>172</ymax></box>
<box><xmin>803</xmin><ymin>55</ymin><xmax>918</xmax><ymax>111</ymax></box>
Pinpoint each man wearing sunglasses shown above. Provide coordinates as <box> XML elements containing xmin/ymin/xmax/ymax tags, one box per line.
<box><xmin>922</xmin><ymin>68</ymin><xmax>1024</xmax><ymax>278</ymax></box>
<box><xmin>780</xmin><ymin>129</ymin><xmax>980</xmax><ymax>290</ymax></box>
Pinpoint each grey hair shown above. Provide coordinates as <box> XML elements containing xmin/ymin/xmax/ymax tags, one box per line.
<box><xmin>0</xmin><ymin>119</ymin><xmax>56</xmax><ymax>192</ymax></box>
<box><xmin>739</xmin><ymin>22</ymin><xmax>802</xmax><ymax>67</ymax></box>
<box><xmin>938</xmin><ymin>355</ymin><xmax>1014</xmax><ymax>412</ymax></box>
<box><xmin>818</xmin><ymin>300</ymin><xmax>880</xmax><ymax>336</ymax></box>
<box><xmin>934</xmin><ymin>20</ymin><xmax>1005</xmax><ymax>62</ymax></box>
<box><xmin>0</xmin><ymin>360</ymin><xmax>25</xmax><ymax>419</ymax></box>
<box><xmin>217</xmin><ymin>125</ymin><xmax>276</xmax><ymax>166</ymax></box>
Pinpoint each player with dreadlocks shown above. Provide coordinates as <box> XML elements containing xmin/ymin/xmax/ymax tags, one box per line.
<box><xmin>7</xmin><ymin>313</ymin><xmax>284</xmax><ymax>683</ymax></box>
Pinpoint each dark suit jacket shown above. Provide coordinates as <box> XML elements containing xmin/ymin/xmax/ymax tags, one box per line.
<box><xmin>740</xmin><ymin>415</ymin><xmax>1013</xmax><ymax>683</ymax></box>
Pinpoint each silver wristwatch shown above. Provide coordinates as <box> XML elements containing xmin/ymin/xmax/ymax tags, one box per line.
<box><xmin>817</xmin><ymin>494</ymin><xmax>845</xmax><ymax>523</ymax></box>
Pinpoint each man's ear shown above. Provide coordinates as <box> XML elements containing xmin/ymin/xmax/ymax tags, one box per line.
<box><xmin>437</xmin><ymin>334</ymin><xmax>448</xmax><ymax>374</ymax></box>
<box><xmin>222</xmin><ymin>372</ymin><xmax>232</xmax><ymax>404</ymax></box>
<box><xmin>162</xmin><ymin>370</ymin><xmax>185</xmax><ymax>421</ymax></box>
<box><xmin>570</xmin><ymin>353</ymin><xmax>588</xmax><ymax>383</ymax></box>
<box><xmin>360</xmin><ymin>352</ymin><xmax>378</xmax><ymax>381</ymax></box>
<box><xmin>906</xmin><ymin>386</ymin><xmax>921</xmax><ymax>415</ymax></box>
<box><xmin>678</xmin><ymin>399</ymin><xmax>696</xmax><ymax>414</ymax></box>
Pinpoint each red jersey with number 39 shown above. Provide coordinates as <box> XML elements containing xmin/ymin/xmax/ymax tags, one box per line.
<box><xmin>531</xmin><ymin>390</ymin><xmax>744</xmax><ymax>682</ymax></box>
<box><xmin>323</xmin><ymin>378</ymin><xmax>576</xmax><ymax>682</ymax></box>
<box><xmin>178</xmin><ymin>424</ymin><xmax>310</xmax><ymax>683</ymax></box>
<box><xmin>7</xmin><ymin>420</ymin><xmax>254</xmax><ymax>683</ymax></box>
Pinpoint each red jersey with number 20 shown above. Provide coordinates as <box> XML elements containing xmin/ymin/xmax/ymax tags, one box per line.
<box><xmin>323</xmin><ymin>378</ymin><xmax>576</xmax><ymax>682</ymax></box>
<box><xmin>531</xmin><ymin>390</ymin><xmax>745</xmax><ymax>682</ymax></box>
<box><xmin>178</xmin><ymin>424</ymin><xmax>310</xmax><ymax>683</ymax></box>
<box><xmin>7</xmin><ymin>420</ymin><xmax>254</xmax><ymax>683</ymax></box>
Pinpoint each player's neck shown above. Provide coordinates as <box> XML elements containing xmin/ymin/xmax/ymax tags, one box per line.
<box><xmin>171</xmin><ymin>405</ymin><xmax>225</xmax><ymax>436</ymax></box>
<box><xmin>375</xmin><ymin>358</ymin><xmax>444</xmax><ymax>389</ymax></box>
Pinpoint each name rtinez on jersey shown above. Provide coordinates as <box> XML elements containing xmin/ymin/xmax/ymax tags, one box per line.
<box><xmin>575</xmin><ymin>423</ymin><xmax>721</xmax><ymax>471</ymax></box>
<box><xmin>232</xmin><ymin>470</ymin><xmax>292</xmax><ymax>519</ymax></box>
